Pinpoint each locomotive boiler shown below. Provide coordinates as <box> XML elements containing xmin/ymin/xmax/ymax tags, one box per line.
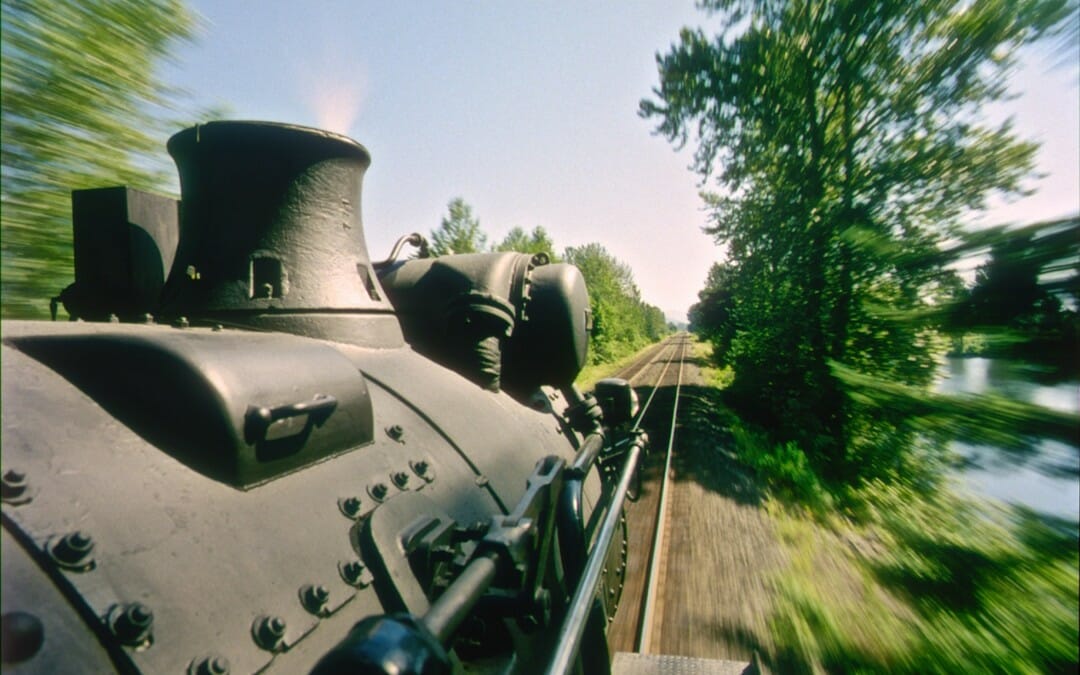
<box><xmin>0</xmin><ymin>121</ymin><xmax>645</xmax><ymax>674</ymax></box>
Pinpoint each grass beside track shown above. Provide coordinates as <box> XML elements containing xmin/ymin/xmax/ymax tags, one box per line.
<box><xmin>574</xmin><ymin>338</ymin><xmax>669</xmax><ymax>392</ymax></box>
<box><xmin>674</xmin><ymin>339</ymin><xmax>1079</xmax><ymax>673</ymax></box>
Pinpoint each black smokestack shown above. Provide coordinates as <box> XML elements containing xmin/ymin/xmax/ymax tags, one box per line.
<box><xmin>163</xmin><ymin>121</ymin><xmax>402</xmax><ymax>346</ymax></box>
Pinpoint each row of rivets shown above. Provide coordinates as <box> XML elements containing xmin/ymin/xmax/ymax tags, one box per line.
<box><xmin>2</xmin><ymin>471</ymin><xmax>157</xmax><ymax>661</ymax></box>
<box><xmin>337</xmin><ymin>456</ymin><xmax>435</xmax><ymax>519</ymax></box>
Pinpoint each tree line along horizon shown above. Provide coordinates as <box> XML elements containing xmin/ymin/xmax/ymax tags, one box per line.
<box><xmin>2</xmin><ymin>0</ymin><xmax>1078</xmax><ymax>489</ymax></box>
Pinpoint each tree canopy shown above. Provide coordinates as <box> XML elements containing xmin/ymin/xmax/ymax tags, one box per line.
<box><xmin>1</xmin><ymin>0</ymin><xmax>201</xmax><ymax>318</ymax></box>
<box><xmin>429</xmin><ymin>197</ymin><xmax>488</xmax><ymax>256</ymax></box>
<box><xmin>564</xmin><ymin>243</ymin><xmax>669</xmax><ymax>362</ymax></box>
<box><xmin>643</xmin><ymin>0</ymin><xmax>1070</xmax><ymax>480</ymax></box>
<box><xmin>494</xmin><ymin>225</ymin><xmax>559</xmax><ymax>260</ymax></box>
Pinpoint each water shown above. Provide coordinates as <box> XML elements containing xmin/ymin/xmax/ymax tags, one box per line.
<box><xmin>936</xmin><ymin>357</ymin><xmax>1079</xmax><ymax>522</ymax></box>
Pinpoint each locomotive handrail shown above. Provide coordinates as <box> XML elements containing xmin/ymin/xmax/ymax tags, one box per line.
<box><xmin>546</xmin><ymin>432</ymin><xmax>647</xmax><ymax>675</ymax></box>
<box><xmin>556</xmin><ymin>431</ymin><xmax>605</xmax><ymax>590</ymax></box>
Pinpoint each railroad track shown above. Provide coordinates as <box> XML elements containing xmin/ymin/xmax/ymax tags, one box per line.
<box><xmin>556</xmin><ymin>333</ymin><xmax>756</xmax><ymax>673</ymax></box>
<box><xmin>605</xmin><ymin>333</ymin><xmax>690</xmax><ymax>655</ymax></box>
<box><xmin>598</xmin><ymin>335</ymin><xmax>763</xmax><ymax>675</ymax></box>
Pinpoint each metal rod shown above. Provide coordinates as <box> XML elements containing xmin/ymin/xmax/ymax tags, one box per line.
<box><xmin>422</xmin><ymin>553</ymin><xmax>498</xmax><ymax>644</ymax></box>
<box><xmin>569</xmin><ymin>432</ymin><xmax>604</xmax><ymax>475</ymax></box>
<box><xmin>636</xmin><ymin>336</ymin><xmax>687</xmax><ymax>653</ymax></box>
<box><xmin>545</xmin><ymin>437</ymin><xmax>644</xmax><ymax>675</ymax></box>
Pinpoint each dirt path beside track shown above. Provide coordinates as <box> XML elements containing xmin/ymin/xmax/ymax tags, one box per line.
<box><xmin>607</xmin><ymin>341</ymin><xmax>786</xmax><ymax>664</ymax></box>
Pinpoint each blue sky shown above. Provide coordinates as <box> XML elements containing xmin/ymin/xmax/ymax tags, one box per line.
<box><xmin>163</xmin><ymin>2</ymin><xmax>1079</xmax><ymax>322</ymax></box>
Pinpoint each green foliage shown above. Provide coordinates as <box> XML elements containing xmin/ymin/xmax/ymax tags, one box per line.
<box><xmin>493</xmin><ymin>225</ymin><xmax>559</xmax><ymax>261</ymax></box>
<box><xmin>643</xmin><ymin>0</ymin><xmax>1070</xmax><ymax>480</ymax></box>
<box><xmin>430</xmin><ymin>197</ymin><xmax>487</xmax><ymax>256</ymax></box>
<box><xmin>732</xmin><ymin>424</ymin><xmax>827</xmax><ymax>506</ymax></box>
<box><xmin>948</xmin><ymin>217</ymin><xmax>1079</xmax><ymax>369</ymax></box>
<box><xmin>1</xmin><ymin>0</ymin><xmax>201</xmax><ymax>318</ymax></box>
<box><xmin>768</xmin><ymin>483</ymin><xmax>1079</xmax><ymax>673</ymax></box>
<box><xmin>564</xmin><ymin>242</ymin><xmax>670</xmax><ymax>363</ymax></box>
<box><xmin>671</xmin><ymin>339</ymin><xmax>1078</xmax><ymax>674</ymax></box>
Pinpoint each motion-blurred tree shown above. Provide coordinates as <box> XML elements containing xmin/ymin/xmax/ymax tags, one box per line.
<box><xmin>1</xmin><ymin>0</ymin><xmax>201</xmax><ymax>318</ymax></box>
<box><xmin>948</xmin><ymin>217</ymin><xmax>1079</xmax><ymax>365</ymax></box>
<box><xmin>430</xmin><ymin>197</ymin><xmax>487</xmax><ymax>256</ymax></box>
<box><xmin>642</xmin><ymin>0</ymin><xmax>1070</xmax><ymax>480</ymax></box>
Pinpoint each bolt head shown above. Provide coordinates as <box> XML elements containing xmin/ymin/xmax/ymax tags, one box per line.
<box><xmin>368</xmin><ymin>482</ymin><xmax>388</xmax><ymax>501</ymax></box>
<box><xmin>68</xmin><ymin>531</ymin><xmax>93</xmax><ymax>551</ymax></box>
<box><xmin>300</xmin><ymin>584</ymin><xmax>330</xmax><ymax>615</ymax></box>
<box><xmin>412</xmin><ymin>460</ymin><xmax>429</xmax><ymax>476</ymax></box>
<box><xmin>1</xmin><ymin>469</ymin><xmax>30</xmax><ymax>503</ymax></box>
<box><xmin>338</xmin><ymin>496</ymin><xmax>362</xmax><ymax>519</ymax></box>
<box><xmin>126</xmin><ymin>603</ymin><xmax>152</xmax><ymax>627</ymax></box>
<box><xmin>252</xmin><ymin>615</ymin><xmax>286</xmax><ymax>651</ymax></box>
<box><xmin>339</xmin><ymin>560</ymin><xmax>367</xmax><ymax>587</ymax></box>
<box><xmin>108</xmin><ymin>602</ymin><xmax>153</xmax><ymax>647</ymax></box>
<box><xmin>50</xmin><ymin>531</ymin><xmax>96</xmax><ymax>570</ymax></box>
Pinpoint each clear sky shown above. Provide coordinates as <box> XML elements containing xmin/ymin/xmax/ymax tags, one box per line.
<box><xmin>162</xmin><ymin>2</ymin><xmax>1079</xmax><ymax>322</ymax></box>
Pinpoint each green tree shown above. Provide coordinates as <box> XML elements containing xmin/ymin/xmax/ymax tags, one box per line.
<box><xmin>949</xmin><ymin>217</ymin><xmax>1079</xmax><ymax>365</ymax></box>
<box><xmin>1</xmin><ymin>0</ymin><xmax>201</xmax><ymax>318</ymax></box>
<box><xmin>564</xmin><ymin>242</ymin><xmax>660</xmax><ymax>362</ymax></box>
<box><xmin>642</xmin><ymin>0</ymin><xmax>1068</xmax><ymax>480</ymax></box>
<box><xmin>430</xmin><ymin>197</ymin><xmax>488</xmax><ymax>256</ymax></box>
<box><xmin>494</xmin><ymin>225</ymin><xmax>559</xmax><ymax>260</ymax></box>
<box><xmin>688</xmin><ymin>262</ymin><xmax>736</xmax><ymax>354</ymax></box>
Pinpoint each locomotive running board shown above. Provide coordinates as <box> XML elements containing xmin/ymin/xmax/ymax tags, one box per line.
<box><xmin>612</xmin><ymin>652</ymin><xmax>756</xmax><ymax>675</ymax></box>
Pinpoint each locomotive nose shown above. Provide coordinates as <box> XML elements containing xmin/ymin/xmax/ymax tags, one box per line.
<box><xmin>162</xmin><ymin>120</ymin><xmax>403</xmax><ymax>346</ymax></box>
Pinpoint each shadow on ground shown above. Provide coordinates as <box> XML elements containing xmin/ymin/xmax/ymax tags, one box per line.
<box><xmin>632</xmin><ymin>383</ymin><xmax>765</xmax><ymax>507</ymax></box>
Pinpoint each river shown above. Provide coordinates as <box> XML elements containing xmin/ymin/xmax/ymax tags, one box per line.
<box><xmin>936</xmin><ymin>357</ymin><xmax>1079</xmax><ymax>523</ymax></box>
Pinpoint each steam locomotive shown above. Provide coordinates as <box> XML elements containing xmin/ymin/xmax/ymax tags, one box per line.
<box><xmin>0</xmin><ymin>121</ymin><xmax>645</xmax><ymax>674</ymax></box>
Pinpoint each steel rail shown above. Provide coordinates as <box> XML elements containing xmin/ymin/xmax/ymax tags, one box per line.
<box><xmin>635</xmin><ymin>334</ymin><xmax>688</xmax><ymax>653</ymax></box>
<box><xmin>628</xmin><ymin>337</ymin><xmax>680</xmax><ymax>433</ymax></box>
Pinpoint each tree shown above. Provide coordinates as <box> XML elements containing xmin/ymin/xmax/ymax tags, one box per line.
<box><xmin>949</xmin><ymin>217</ymin><xmax>1079</xmax><ymax>365</ymax></box>
<box><xmin>1</xmin><ymin>0</ymin><xmax>201</xmax><ymax>318</ymax></box>
<box><xmin>564</xmin><ymin>243</ymin><xmax>661</xmax><ymax>362</ymax></box>
<box><xmin>494</xmin><ymin>225</ymin><xmax>559</xmax><ymax>260</ymax></box>
<box><xmin>688</xmin><ymin>262</ymin><xmax>736</xmax><ymax>354</ymax></box>
<box><xmin>430</xmin><ymin>197</ymin><xmax>487</xmax><ymax>256</ymax></box>
<box><xmin>642</xmin><ymin>0</ymin><xmax>1069</xmax><ymax>480</ymax></box>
